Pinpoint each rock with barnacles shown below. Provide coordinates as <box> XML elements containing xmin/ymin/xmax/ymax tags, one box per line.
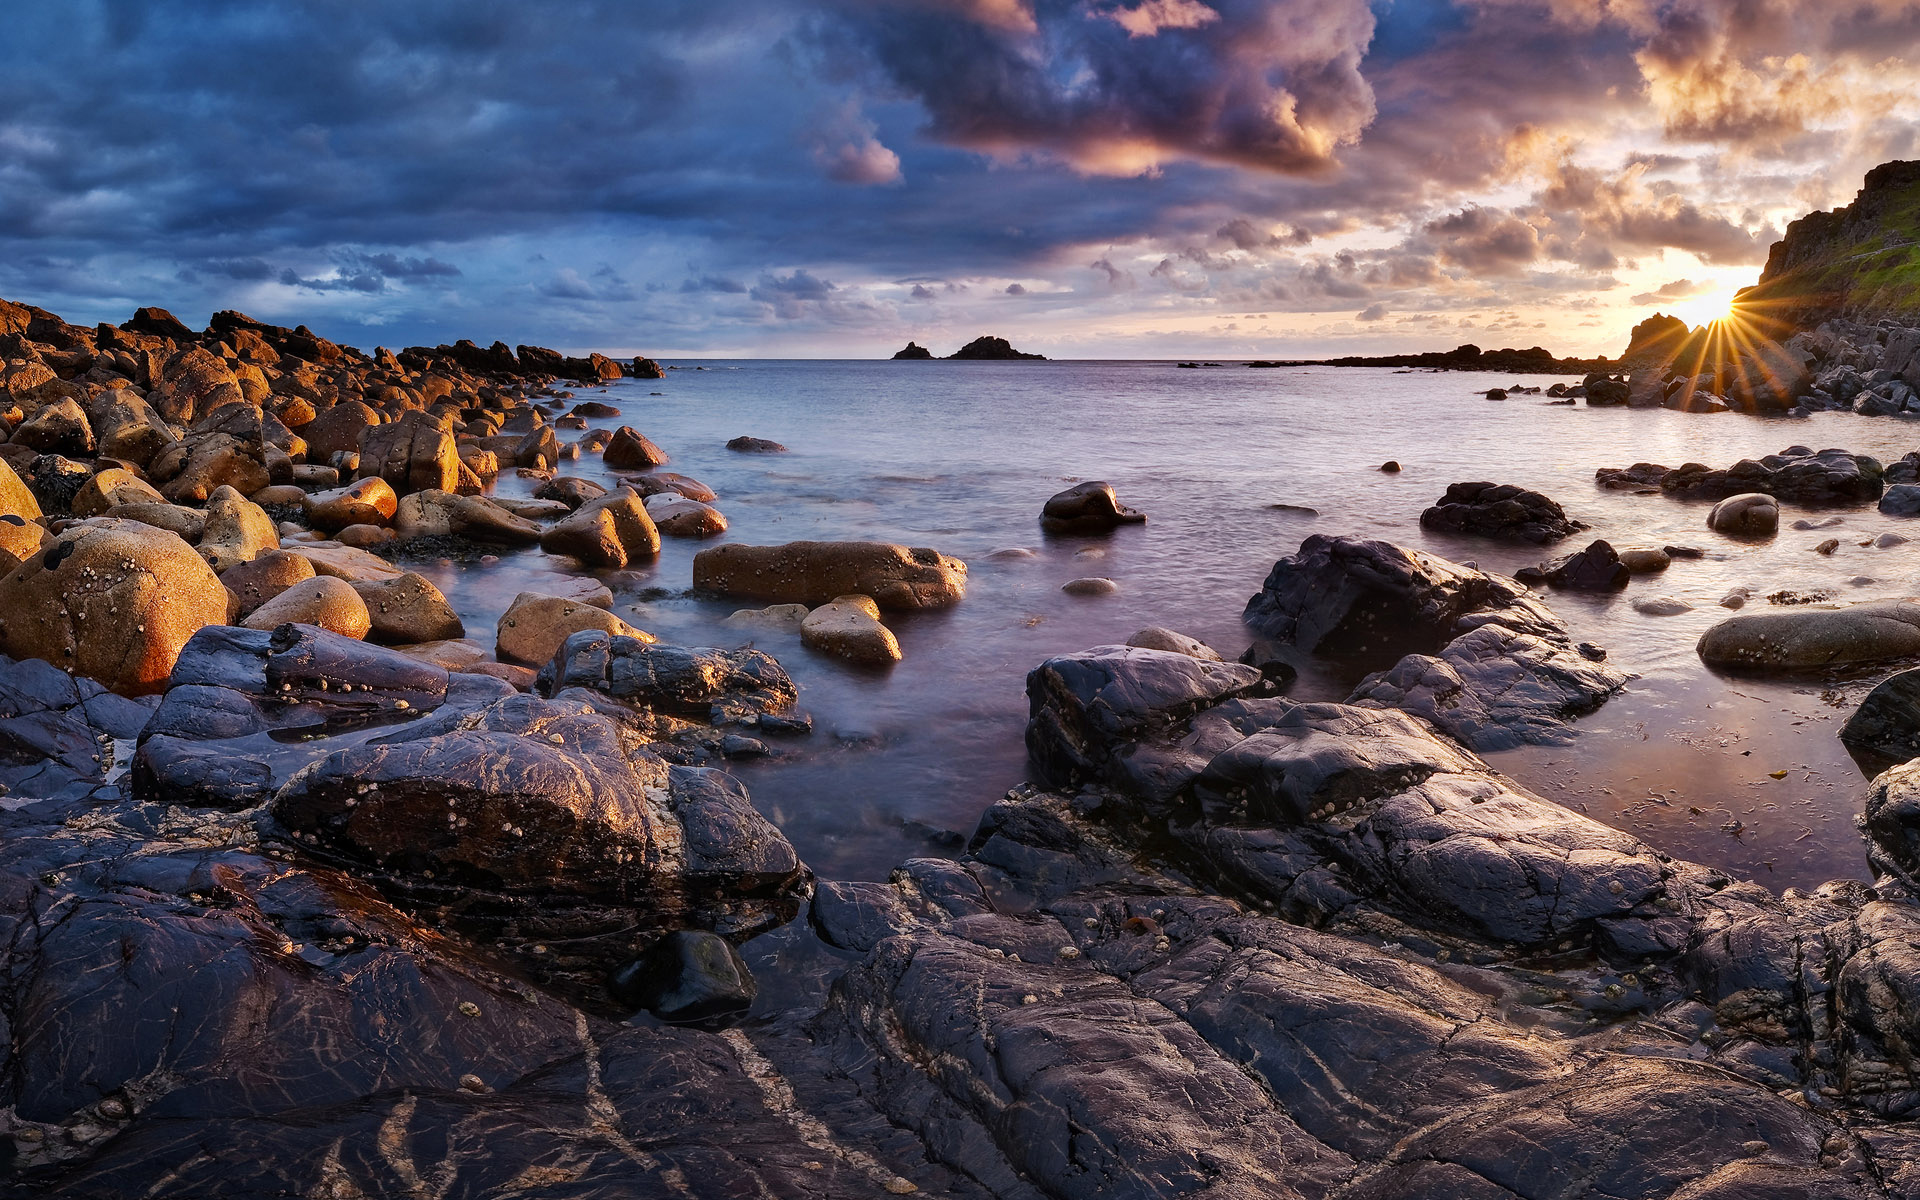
<box><xmin>0</xmin><ymin>519</ymin><xmax>227</xmax><ymax>695</ymax></box>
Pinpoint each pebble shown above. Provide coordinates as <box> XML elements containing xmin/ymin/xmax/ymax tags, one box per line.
<box><xmin>457</xmin><ymin>1001</ymin><xmax>482</xmax><ymax>1018</ymax></box>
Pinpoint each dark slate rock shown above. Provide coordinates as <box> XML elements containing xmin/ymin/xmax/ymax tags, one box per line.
<box><xmin>1418</xmin><ymin>480</ymin><xmax>1585</xmax><ymax>544</ymax></box>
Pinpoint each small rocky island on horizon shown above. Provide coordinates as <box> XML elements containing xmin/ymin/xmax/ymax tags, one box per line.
<box><xmin>891</xmin><ymin>335</ymin><xmax>1046</xmax><ymax>360</ymax></box>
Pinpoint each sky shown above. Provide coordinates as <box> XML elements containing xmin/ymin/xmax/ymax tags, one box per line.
<box><xmin>2</xmin><ymin>0</ymin><xmax>1919</xmax><ymax>359</ymax></box>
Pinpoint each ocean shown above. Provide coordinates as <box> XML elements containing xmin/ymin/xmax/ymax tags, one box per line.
<box><xmin>414</xmin><ymin>359</ymin><xmax>1920</xmax><ymax>897</ymax></box>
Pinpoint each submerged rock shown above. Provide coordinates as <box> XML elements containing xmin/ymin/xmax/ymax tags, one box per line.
<box><xmin>1418</xmin><ymin>481</ymin><xmax>1585</xmax><ymax>544</ymax></box>
<box><xmin>1040</xmin><ymin>481</ymin><xmax>1147</xmax><ymax>533</ymax></box>
<box><xmin>693</xmin><ymin>540</ymin><xmax>966</xmax><ymax>610</ymax></box>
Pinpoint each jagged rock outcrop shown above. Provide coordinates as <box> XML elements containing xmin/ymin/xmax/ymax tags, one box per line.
<box><xmin>1242</xmin><ymin>535</ymin><xmax>1625</xmax><ymax>749</ymax></box>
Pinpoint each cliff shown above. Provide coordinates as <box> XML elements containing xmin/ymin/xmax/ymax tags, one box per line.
<box><xmin>1736</xmin><ymin>160</ymin><xmax>1920</xmax><ymax>325</ymax></box>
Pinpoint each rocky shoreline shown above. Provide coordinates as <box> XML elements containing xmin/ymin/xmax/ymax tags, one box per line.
<box><xmin>9</xmin><ymin>294</ymin><xmax>1920</xmax><ymax>1195</ymax></box>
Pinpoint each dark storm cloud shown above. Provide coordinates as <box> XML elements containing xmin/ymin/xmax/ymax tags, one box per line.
<box><xmin>818</xmin><ymin>0</ymin><xmax>1379</xmax><ymax>174</ymax></box>
<box><xmin>0</xmin><ymin>0</ymin><xmax>1906</xmax><ymax>352</ymax></box>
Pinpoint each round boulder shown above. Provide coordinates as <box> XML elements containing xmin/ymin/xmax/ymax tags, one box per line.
<box><xmin>644</xmin><ymin>492</ymin><xmax>727</xmax><ymax>538</ymax></box>
<box><xmin>241</xmin><ymin>576</ymin><xmax>373</xmax><ymax>640</ymax></box>
<box><xmin>1707</xmin><ymin>493</ymin><xmax>1779</xmax><ymax>537</ymax></box>
<box><xmin>496</xmin><ymin>591</ymin><xmax>651</xmax><ymax>665</ymax></box>
<box><xmin>800</xmin><ymin>595</ymin><xmax>901</xmax><ymax>666</ymax></box>
<box><xmin>0</xmin><ymin>519</ymin><xmax>227</xmax><ymax>694</ymax></box>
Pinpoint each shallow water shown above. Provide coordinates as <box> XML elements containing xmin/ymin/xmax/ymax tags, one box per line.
<box><xmin>417</xmin><ymin>360</ymin><xmax>1920</xmax><ymax>896</ymax></box>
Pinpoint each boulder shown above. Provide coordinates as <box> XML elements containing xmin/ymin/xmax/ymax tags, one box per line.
<box><xmin>1062</xmin><ymin>576</ymin><xmax>1118</xmax><ymax>596</ymax></box>
<box><xmin>800</xmin><ymin>596</ymin><xmax>901</xmax><ymax>666</ymax></box>
<box><xmin>1881</xmin><ymin>484</ymin><xmax>1920</xmax><ymax>516</ymax></box>
<box><xmin>196</xmin><ymin>485</ymin><xmax>278</xmax><ymax>573</ymax></box>
<box><xmin>1515</xmin><ymin>539</ymin><xmax>1630</xmax><ymax>591</ymax></box>
<box><xmin>538</xmin><ymin>487</ymin><xmax>660</xmax><ymax>567</ymax></box>
<box><xmin>393</xmin><ymin>490</ymin><xmax>542</xmax><ymax>544</ymax></box>
<box><xmin>538</xmin><ymin>633</ymin><xmax>803</xmax><ymax>729</ymax></box>
<box><xmin>160</xmin><ymin>433</ymin><xmax>270</xmax><ymax>504</ymax></box>
<box><xmin>1658</xmin><ymin>447</ymin><xmax>1884</xmax><ymax>505</ymax></box>
<box><xmin>603</xmin><ymin>426</ymin><xmax>668</xmax><ymax>469</ymax></box>
<box><xmin>0</xmin><ymin>456</ymin><xmax>45</xmax><ymax>570</ymax></box>
<box><xmin>725</xmin><ymin>436</ymin><xmax>786</xmax><ymax>454</ymax></box>
<box><xmin>0</xmin><ymin>519</ymin><xmax>226</xmax><ymax>694</ymax></box>
<box><xmin>221</xmin><ymin>549</ymin><xmax>317</xmax><ymax>618</ymax></box>
<box><xmin>1418</xmin><ymin>481</ymin><xmax>1584</xmax><ymax>544</ymax></box>
<box><xmin>1617</xmin><ymin>546</ymin><xmax>1672</xmax><ymax>573</ymax></box>
<box><xmin>1026</xmin><ymin>645</ymin><xmax>1263</xmax><ymax>788</ymax></box>
<box><xmin>693</xmin><ymin>541</ymin><xmax>966</xmax><ymax>610</ymax></box>
<box><xmin>497</xmin><ymin>592</ymin><xmax>650</xmax><ymax>665</ymax></box>
<box><xmin>279</xmin><ymin>542</ymin><xmax>406</xmax><ymax>583</ymax></box>
<box><xmin>1245</xmin><ymin>536</ymin><xmax>1624</xmax><ymax>750</ymax></box>
<box><xmin>70</xmin><ymin>468</ymin><xmax>161</xmax><ymax>518</ymax></box>
<box><xmin>624</xmin><ymin>471</ymin><xmax>718</xmax><ymax>503</ymax></box>
<box><xmin>1125</xmin><ymin>627</ymin><xmax>1223</xmax><ymax>661</ymax></box>
<box><xmin>241</xmin><ymin>577</ymin><xmax>373</xmax><ymax>640</ymax></box>
<box><xmin>306</xmin><ymin>477</ymin><xmax>399</xmax><ymax>530</ymax></box>
<box><xmin>644</xmin><ymin>492</ymin><xmax>728</xmax><ymax>538</ymax></box>
<box><xmin>1841</xmin><ymin>668</ymin><xmax>1920</xmax><ymax>769</ymax></box>
<box><xmin>1699</xmin><ymin>600</ymin><xmax>1920</xmax><ymax>670</ymax></box>
<box><xmin>1040</xmin><ymin>481</ymin><xmax>1147</xmax><ymax>533</ymax></box>
<box><xmin>11</xmin><ymin>395</ymin><xmax>93</xmax><ymax>455</ymax></box>
<box><xmin>103</xmin><ymin>500</ymin><xmax>204</xmax><ymax>543</ymax></box>
<box><xmin>358</xmin><ymin>410</ymin><xmax>459</xmax><ymax>494</ymax></box>
<box><xmin>350</xmin><ymin>572</ymin><xmax>465</xmax><ymax>644</ymax></box>
<box><xmin>301</xmin><ymin>399</ymin><xmax>381</xmax><ymax>459</ymax></box>
<box><xmin>610</xmin><ymin>931</ymin><xmax>757</xmax><ymax>1024</ymax></box>
<box><xmin>146</xmin><ymin>344</ymin><xmax>243</xmax><ymax>423</ymax></box>
<box><xmin>1707</xmin><ymin>493</ymin><xmax>1780</xmax><ymax>536</ymax></box>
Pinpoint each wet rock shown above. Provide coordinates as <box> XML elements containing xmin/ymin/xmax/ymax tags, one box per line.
<box><xmin>1026</xmin><ymin>645</ymin><xmax>1262</xmax><ymax>788</ymax></box>
<box><xmin>1349</xmin><ymin>623</ymin><xmax>1628</xmax><ymax>750</ymax></box>
<box><xmin>1699</xmin><ymin>600</ymin><xmax>1920</xmax><ymax>671</ymax></box>
<box><xmin>1062</xmin><ymin>576</ymin><xmax>1118</xmax><ymax>596</ymax></box>
<box><xmin>725</xmin><ymin>435</ymin><xmax>787</xmax><ymax>454</ymax></box>
<box><xmin>1842</xmin><ymin>669</ymin><xmax>1920</xmax><ymax>770</ymax></box>
<box><xmin>241</xmin><ymin>578</ymin><xmax>372</xmax><ymax>639</ymax></box>
<box><xmin>1709</xmin><ymin>493</ymin><xmax>1780</xmax><ymax>536</ymax></box>
<box><xmin>1126</xmin><ymin>627</ymin><xmax>1223</xmax><ymax>661</ymax></box>
<box><xmin>1632</xmin><ymin>595</ymin><xmax>1693</xmax><ymax>616</ymax></box>
<box><xmin>496</xmin><ymin>591</ymin><xmax>650</xmax><ymax>665</ymax></box>
<box><xmin>603</xmin><ymin>426</ymin><xmax>669</xmax><ymax>469</ymax></box>
<box><xmin>721</xmin><ymin>603</ymin><xmax>811</xmax><ymax>632</ymax></box>
<box><xmin>694</xmin><ymin>540</ymin><xmax>966</xmax><ymax>611</ymax></box>
<box><xmin>624</xmin><ymin>471</ymin><xmax>718</xmax><ymax>503</ymax></box>
<box><xmin>1379</xmin><ymin>460</ymin><xmax>1400</xmax><ymax>472</ymax></box>
<box><xmin>1040</xmin><ymin>480</ymin><xmax>1147</xmax><ymax>533</ymax></box>
<box><xmin>1881</xmin><ymin>484</ymin><xmax>1920</xmax><ymax>516</ymax></box>
<box><xmin>1516</xmin><ymin>538</ymin><xmax>1630</xmax><ymax>591</ymax></box>
<box><xmin>800</xmin><ymin>595</ymin><xmax>901</xmax><ymax>666</ymax></box>
<box><xmin>1596</xmin><ymin>462</ymin><xmax>1672</xmax><ymax>490</ymax></box>
<box><xmin>1246</xmin><ymin>536</ymin><xmax>1624</xmax><ymax>750</ymax></box>
<box><xmin>645</xmin><ymin>491</ymin><xmax>728</xmax><ymax>537</ymax></box>
<box><xmin>1618</xmin><ymin>546</ymin><xmax>1672</xmax><ymax>573</ymax></box>
<box><xmin>1657</xmin><ymin>447</ymin><xmax>1885</xmax><ymax>505</ymax></box>
<box><xmin>350</xmin><ymin>573</ymin><xmax>464</xmax><ymax>644</ymax></box>
<box><xmin>0</xmin><ymin>519</ymin><xmax>226</xmax><ymax>695</ymax></box>
<box><xmin>609</xmin><ymin>930</ymin><xmax>757</xmax><ymax>1025</ymax></box>
<box><xmin>1418</xmin><ymin>481</ymin><xmax>1584</xmax><ymax>544</ymax></box>
<box><xmin>538</xmin><ymin>631</ymin><xmax>802</xmax><ymax>729</ymax></box>
<box><xmin>533</xmin><ymin>474</ymin><xmax>606</xmax><ymax>510</ymax></box>
<box><xmin>539</xmin><ymin>486</ymin><xmax>660</xmax><ymax>568</ymax></box>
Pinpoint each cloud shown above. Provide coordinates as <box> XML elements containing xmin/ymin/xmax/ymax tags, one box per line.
<box><xmin>1629</xmin><ymin>277</ymin><xmax>1706</xmax><ymax>305</ymax></box>
<box><xmin>1356</xmin><ymin>301</ymin><xmax>1389</xmax><ymax>320</ymax></box>
<box><xmin>1099</xmin><ymin>0</ymin><xmax>1223</xmax><ymax>39</ymax></box>
<box><xmin>1004</xmin><ymin>282</ymin><xmax>1027</xmax><ymax>294</ymax></box>
<box><xmin>822</xmin><ymin>0</ymin><xmax>1379</xmax><ymax>175</ymax></box>
<box><xmin>1423</xmin><ymin>207</ymin><xmax>1544</xmax><ymax>273</ymax></box>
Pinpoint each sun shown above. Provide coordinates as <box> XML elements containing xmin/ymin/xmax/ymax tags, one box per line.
<box><xmin>1667</xmin><ymin>287</ymin><xmax>1740</xmax><ymax>330</ymax></box>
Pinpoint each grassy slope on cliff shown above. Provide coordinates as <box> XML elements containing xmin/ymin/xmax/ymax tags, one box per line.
<box><xmin>1739</xmin><ymin>161</ymin><xmax>1920</xmax><ymax>324</ymax></box>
